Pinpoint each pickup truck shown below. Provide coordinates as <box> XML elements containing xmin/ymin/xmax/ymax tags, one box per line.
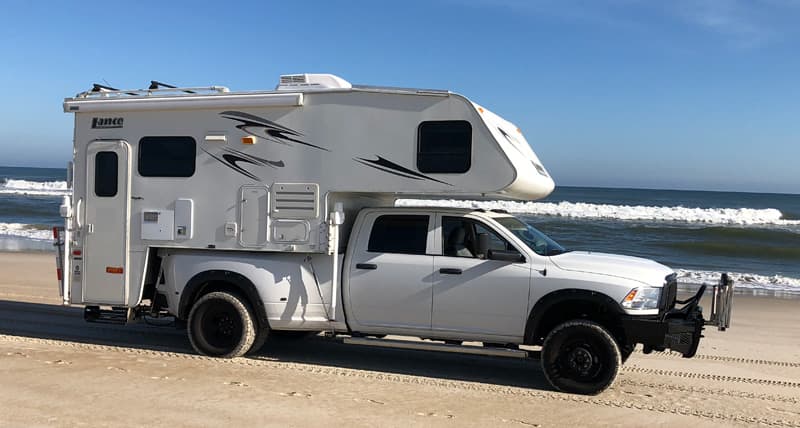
<box><xmin>141</xmin><ymin>207</ymin><xmax>732</xmax><ymax>395</ymax></box>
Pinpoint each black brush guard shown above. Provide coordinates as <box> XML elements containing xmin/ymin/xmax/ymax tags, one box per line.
<box><xmin>621</xmin><ymin>274</ymin><xmax>734</xmax><ymax>358</ymax></box>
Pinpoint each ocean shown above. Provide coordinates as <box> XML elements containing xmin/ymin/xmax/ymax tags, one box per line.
<box><xmin>2</xmin><ymin>165</ymin><xmax>798</xmax><ymax>294</ymax></box>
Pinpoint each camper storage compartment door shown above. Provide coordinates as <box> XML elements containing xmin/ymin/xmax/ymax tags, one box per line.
<box><xmin>239</xmin><ymin>185</ymin><xmax>269</xmax><ymax>247</ymax></box>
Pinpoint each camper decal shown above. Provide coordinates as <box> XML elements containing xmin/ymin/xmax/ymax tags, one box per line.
<box><xmin>91</xmin><ymin>117</ymin><xmax>124</xmax><ymax>129</ymax></box>
<box><xmin>220</xmin><ymin>111</ymin><xmax>330</xmax><ymax>152</ymax></box>
<box><xmin>202</xmin><ymin>147</ymin><xmax>284</xmax><ymax>181</ymax></box>
<box><xmin>354</xmin><ymin>156</ymin><xmax>452</xmax><ymax>186</ymax></box>
<box><xmin>497</xmin><ymin>127</ymin><xmax>549</xmax><ymax>177</ymax></box>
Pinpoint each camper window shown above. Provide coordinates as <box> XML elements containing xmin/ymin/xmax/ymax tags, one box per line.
<box><xmin>367</xmin><ymin>215</ymin><xmax>429</xmax><ymax>255</ymax></box>
<box><xmin>417</xmin><ymin>121</ymin><xmax>472</xmax><ymax>174</ymax></box>
<box><xmin>94</xmin><ymin>151</ymin><xmax>118</xmax><ymax>197</ymax></box>
<box><xmin>138</xmin><ymin>136</ymin><xmax>196</xmax><ymax>177</ymax></box>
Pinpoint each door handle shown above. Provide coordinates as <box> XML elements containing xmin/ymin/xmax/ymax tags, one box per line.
<box><xmin>356</xmin><ymin>263</ymin><xmax>377</xmax><ymax>270</ymax></box>
<box><xmin>86</xmin><ymin>223</ymin><xmax>94</xmax><ymax>234</ymax></box>
<box><xmin>439</xmin><ymin>268</ymin><xmax>462</xmax><ymax>275</ymax></box>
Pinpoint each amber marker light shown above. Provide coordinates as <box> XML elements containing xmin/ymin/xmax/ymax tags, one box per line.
<box><xmin>106</xmin><ymin>267</ymin><xmax>124</xmax><ymax>274</ymax></box>
<box><xmin>242</xmin><ymin>136</ymin><xmax>256</xmax><ymax>145</ymax></box>
<box><xmin>623</xmin><ymin>289</ymin><xmax>638</xmax><ymax>304</ymax></box>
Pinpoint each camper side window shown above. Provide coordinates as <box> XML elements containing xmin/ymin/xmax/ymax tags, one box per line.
<box><xmin>138</xmin><ymin>136</ymin><xmax>196</xmax><ymax>177</ymax></box>
<box><xmin>368</xmin><ymin>215</ymin><xmax>429</xmax><ymax>255</ymax></box>
<box><xmin>417</xmin><ymin>121</ymin><xmax>472</xmax><ymax>174</ymax></box>
<box><xmin>94</xmin><ymin>151</ymin><xmax>118</xmax><ymax>197</ymax></box>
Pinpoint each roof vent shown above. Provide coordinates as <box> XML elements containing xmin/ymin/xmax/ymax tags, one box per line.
<box><xmin>276</xmin><ymin>73</ymin><xmax>352</xmax><ymax>91</ymax></box>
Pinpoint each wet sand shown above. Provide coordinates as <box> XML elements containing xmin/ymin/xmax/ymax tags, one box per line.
<box><xmin>1</xmin><ymin>252</ymin><xmax>799</xmax><ymax>427</ymax></box>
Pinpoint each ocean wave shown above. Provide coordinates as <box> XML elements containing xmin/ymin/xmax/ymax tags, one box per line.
<box><xmin>0</xmin><ymin>179</ymin><xmax>70</xmax><ymax>197</ymax></box>
<box><xmin>0</xmin><ymin>222</ymin><xmax>54</xmax><ymax>241</ymax></box>
<box><xmin>396</xmin><ymin>199</ymin><xmax>800</xmax><ymax>226</ymax></box>
<box><xmin>676</xmin><ymin>269</ymin><xmax>800</xmax><ymax>293</ymax></box>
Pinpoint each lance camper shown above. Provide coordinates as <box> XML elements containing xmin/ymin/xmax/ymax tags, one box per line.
<box><xmin>55</xmin><ymin>74</ymin><xmax>732</xmax><ymax>395</ymax></box>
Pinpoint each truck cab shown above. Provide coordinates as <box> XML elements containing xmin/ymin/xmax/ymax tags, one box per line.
<box><xmin>339</xmin><ymin>207</ymin><xmax>723</xmax><ymax>394</ymax></box>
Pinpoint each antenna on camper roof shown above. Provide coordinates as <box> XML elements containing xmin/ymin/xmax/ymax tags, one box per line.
<box><xmin>149</xmin><ymin>80</ymin><xmax>196</xmax><ymax>94</ymax></box>
<box><xmin>92</xmin><ymin>83</ymin><xmax>118</xmax><ymax>92</ymax></box>
<box><xmin>92</xmin><ymin>83</ymin><xmax>138</xmax><ymax>96</ymax></box>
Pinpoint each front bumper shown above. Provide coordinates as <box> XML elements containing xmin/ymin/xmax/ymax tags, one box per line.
<box><xmin>620</xmin><ymin>274</ymin><xmax>734</xmax><ymax>358</ymax></box>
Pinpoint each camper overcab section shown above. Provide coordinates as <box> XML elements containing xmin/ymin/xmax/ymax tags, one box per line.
<box><xmin>56</xmin><ymin>74</ymin><xmax>732</xmax><ymax>395</ymax></box>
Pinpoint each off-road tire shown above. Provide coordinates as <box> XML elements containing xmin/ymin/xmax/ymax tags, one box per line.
<box><xmin>541</xmin><ymin>320</ymin><xmax>622</xmax><ymax>395</ymax></box>
<box><xmin>188</xmin><ymin>291</ymin><xmax>257</xmax><ymax>358</ymax></box>
<box><xmin>248</xmin><ymin>323</ymin><xmax>271</xmax><ymax>355</ymax></box>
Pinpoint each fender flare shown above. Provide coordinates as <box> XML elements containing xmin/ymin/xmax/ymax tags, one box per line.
<box><xmin>524</xmin><ymin>288</ymin><xmax>624</xmax><ymax>344</ymax></box>
<box><xmin>178</xmin><ymin>270</ymin><xmax>269</xmax><ymax>329</ymax></box>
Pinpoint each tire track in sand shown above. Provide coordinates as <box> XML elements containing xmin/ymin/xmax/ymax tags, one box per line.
<box><xmin>622</xmin><ymin>365</ymin><xmax>800</xmax><ymax>389</ymax></box>
<box><xmin>634</xmin><ymin>349</ymin><xmax>800</xmax><ymax>368</ymax></box>
<box><xmin>1</xmin><ymin>334</ymin><xmax>799</xmax><ymax>427</ymax></box>
<box><xmin>615</xmin><ymin>379</ymin><xmax>799</xmax><ymax>404</ymax></box>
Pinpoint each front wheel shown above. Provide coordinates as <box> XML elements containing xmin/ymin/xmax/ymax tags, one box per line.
<box><xmin>540</xmin><ymin>320</ymin><xmax>621</xmax><ymax>395</ymax></box>
<box><xmin>187</xmin><ymin>291</ymin><xmax>257</xmax><ymax>358</ymax></box>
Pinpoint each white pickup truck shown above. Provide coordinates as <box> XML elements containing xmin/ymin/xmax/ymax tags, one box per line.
<box><xmin>139</xmin><ymin>206</ymin><xmax>733</xmax><ymax>395</ymax></box>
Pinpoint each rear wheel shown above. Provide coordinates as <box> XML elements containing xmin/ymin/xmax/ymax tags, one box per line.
<box><xmin>188</xmin><ymin>291</ymin><xmax>257</xmax><ymax>358</ymax></box>
<box><xmin>541</xmin><ymin>320</ymin><xmax>621</xmax><ymax>395</ymax></box>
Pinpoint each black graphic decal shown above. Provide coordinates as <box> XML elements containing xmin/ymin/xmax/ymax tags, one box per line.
<box><xmin>355</xmin><ymin>156</ymin><xmax>452</xmax><ymax>186</ymax></box>
<box><xmin>224</xmin><ymin>147</ymin><xmax>285</xmax><ymax>168</ymax></box>
<box><xmin>220</xmin><ymin>110</ymin><xmax>330</xmax><ymax>152</ymax></box>
<box><xmin>202</xmin><ymin>147</ymin><xmax>285</xmax><ymax>181</ymax></box>
<box><xmin>497</xmin><ymin>127</ymin><xmax>548</xmax><ymax>177</ymax></box>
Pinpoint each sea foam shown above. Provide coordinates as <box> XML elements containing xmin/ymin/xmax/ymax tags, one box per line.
<box><xmin>0</xmin><ymin>179</ymin><xmax>70</xmax><ymax>197</ymax></box>
<box><xmin>677</xmin><ymin>269</ymin><xmax>800</xmax><ymax>293</ymax></box>
<box><xmin>0</xmin><ymin>222</ymin><xmax>53</xmax><ymax>241</ymax></box>
<box><xmin>396</xmin><ymin>199</ymin><xmax>800</xmax><ymax>226</ymax></box>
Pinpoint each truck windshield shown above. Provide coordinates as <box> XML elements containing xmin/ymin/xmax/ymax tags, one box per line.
<box><xmin>494</xmin><ymin>217</ymin><xmax>568</xmax><ymax>256</ymax></box>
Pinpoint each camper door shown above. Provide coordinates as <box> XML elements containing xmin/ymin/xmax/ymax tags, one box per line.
<box><xmin>83</xmin><ymin>140</ymin><xmax>131</xmax><ymax>305</ymax></box>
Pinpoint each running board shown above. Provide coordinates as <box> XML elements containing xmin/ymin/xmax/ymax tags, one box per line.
<box><xmin>342</xmin><ymin>337</ymin><xmax>531</xmax><ymax>359</ymax></box>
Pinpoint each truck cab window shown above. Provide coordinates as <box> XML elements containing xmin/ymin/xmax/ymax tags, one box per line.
<box><xmin>442</xmin><ymin>217</ymin><xmax>511</xmax><ymax>258</ymax></box>
<box><xmin>368</xmin><ymin>215</ymin><xmax>429</xmax><ymax>255</ymax></box>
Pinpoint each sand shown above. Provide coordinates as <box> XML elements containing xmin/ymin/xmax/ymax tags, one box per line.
<box><xmin>0</xmin><ymin>252</ymin><xmax>798</xmax><ymax>427</ymax></box>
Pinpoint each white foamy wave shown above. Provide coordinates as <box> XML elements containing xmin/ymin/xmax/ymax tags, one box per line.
<box><xmin>676</xmin><ymin>269</ymin><xmax>800</xmax><ymax>293</ymax></box>
<box><xmin>0</xmin><ymin>223</ymin><xmax>54</xmax><ymax>241</ymax></box>
<box><xmin>0</xmin><ymin>179</ymin><xmax>71</xmax><ymax>196</ymax></box>
<box><xmin>396</xmin><ymin>199</ymin><xmax>800</xmax><ymax>226</ymax></box>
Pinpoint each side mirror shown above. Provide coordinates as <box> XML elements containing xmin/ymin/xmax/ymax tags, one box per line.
<box><xmin>487</xmin><ymin>249</ymin><xmax>526</xmax><ymax>263</ymax></box>
<box><xmin>476</xmin><ymin>233</ymin><xmax>490</xmax><ymax>258</ymax></box>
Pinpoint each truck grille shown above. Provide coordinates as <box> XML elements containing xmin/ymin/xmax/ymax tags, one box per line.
<box><xmin>660</xmin><ymin>273</ymin><xmax>678</xmax><ymax>312</ymax></box>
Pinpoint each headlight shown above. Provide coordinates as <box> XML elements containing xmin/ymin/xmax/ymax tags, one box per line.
<box><xmin>621</xmin><ymin>287</ymin><xmax>661</xmax><ymax>310</ymax></box>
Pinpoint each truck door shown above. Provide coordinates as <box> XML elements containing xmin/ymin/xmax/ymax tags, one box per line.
<box><xmin>347</xmin><ymin>213</ymin><xmax>435</xmax><ymax>331</ymax></box>
<box><xmin>432</xmin><ymin>215</ymin><xmax>531</xmax><ymax>338</ymax></box>
<box><xmin>83</xmin><ymin>140</ymin><xmax>131</xmax><ymax>305</ymax></box>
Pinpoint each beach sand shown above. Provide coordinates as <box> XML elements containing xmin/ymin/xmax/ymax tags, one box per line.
<box><xmin>0</xmin><ymin>252</ymin><xmax>798</xmax><ymax>427</ymax></box>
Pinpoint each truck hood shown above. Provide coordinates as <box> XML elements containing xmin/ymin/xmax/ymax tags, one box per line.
<box><xmin>550</xmin><ymin>251</ymin><xmax>673</xmax><ymax>287</ymax></box>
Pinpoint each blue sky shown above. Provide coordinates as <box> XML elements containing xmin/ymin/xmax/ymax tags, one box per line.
<box><xmin>1</xmin><ymin>0</ymin><xmax>799</xmax><ymax>194</ymax></box>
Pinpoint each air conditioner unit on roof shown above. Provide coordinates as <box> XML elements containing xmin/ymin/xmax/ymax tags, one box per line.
<box><xmin>276</xmin><ymin>73</ymin><xmax>352</xmax><ymax>91</ymax></box>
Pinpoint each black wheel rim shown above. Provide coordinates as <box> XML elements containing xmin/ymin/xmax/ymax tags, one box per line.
<box><xmin>558</xmin><ymin>339</ymin><xmax>603</xmax><ymax>381</ymax></box>
<box><xmin>197</xmin><ymin>301</ymin><xmax>243</xmax><ymax>352</ymax></box>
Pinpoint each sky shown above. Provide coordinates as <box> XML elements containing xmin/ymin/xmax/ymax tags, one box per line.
<box><xmin>1</xmin><ymin>0</ymin><xmax>799</xmax><ymax>194</ymax></box>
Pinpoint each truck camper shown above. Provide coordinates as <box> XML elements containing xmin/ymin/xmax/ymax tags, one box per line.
<box><xmin>55</xmin><ymin>73</ymin><xmax>732</xmax><ymax>394</ymax></box>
